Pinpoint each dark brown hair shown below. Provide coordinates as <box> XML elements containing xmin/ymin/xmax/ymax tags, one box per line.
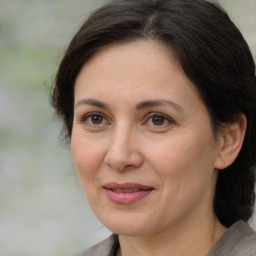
<box><xmin>51</xmin><ymin>0</ymin><xmax>256</xmax><ymax>227</ymax></box>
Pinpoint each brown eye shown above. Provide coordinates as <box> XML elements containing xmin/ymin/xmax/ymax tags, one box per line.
<box><xmin>81</xmin><ymin>113</ymin><xmax>107</xmax><ymax>126</ymax></box>
<box><xmin>145</xmin><ymin>113</ymin><xmax>174</xmax><ymax>128</ymax></box>
<box><xmin>152</xmin><ymin>116</ymin><xmax>165</xmax><ymax>126</ymax></box>
<box><xmin>90</xmin><ymin>114</ymin><xmax>104</xmax><ymax>124</ymax></box>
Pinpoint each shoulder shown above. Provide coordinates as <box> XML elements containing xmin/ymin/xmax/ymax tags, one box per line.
<box><xmin>209</xmin><ymin>221</ymin><xmax>256</xmax><ymax>256</ymax></box>
<box><xmin>71</xmin><ymin>234</ymin><xmax>119</xmax><ymax>256</ymax></box>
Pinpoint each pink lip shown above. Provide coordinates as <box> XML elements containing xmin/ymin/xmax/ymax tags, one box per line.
<box><xmin>103</xmin><ymin>183</ymin><xmax>154</xmax><ymax>205</ymax></box>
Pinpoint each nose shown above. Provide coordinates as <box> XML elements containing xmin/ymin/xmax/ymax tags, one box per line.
<box><xmin>104</xmin><ymin>128</ymin><xmax>143</xmax><ymax>171</ymax></box>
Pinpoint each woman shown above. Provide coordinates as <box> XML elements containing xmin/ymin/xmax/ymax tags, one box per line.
<box><xmin>51</xmin><ymin>0</ymin><xmax>256</xmax><ymax>255</ymax></box>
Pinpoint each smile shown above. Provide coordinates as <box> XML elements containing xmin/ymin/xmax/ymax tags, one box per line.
<box><xmin>103</xmin><ymin>183</ymin><xmax>154</xmax><ymax>204</ymax></box>
<box><xmin>110</xmin><ymin>188</ymin><xmax>141</xmax><ymax>193</ymax></box>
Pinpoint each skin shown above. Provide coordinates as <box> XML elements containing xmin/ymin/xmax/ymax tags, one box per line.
<box><xmin>71</xmin><ymin>40</ymin><xmax>244</xmax><ymax>256</ymax></box>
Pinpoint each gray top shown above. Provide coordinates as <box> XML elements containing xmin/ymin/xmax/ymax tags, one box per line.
<box><xmin>209</xmin><ymin>221</ymin><xmax>256</xmax><ymax>256</ymax></box>
<box><xmin>72</xmin><ymin>221</ymin><xmax>256</xmax><ymax>256</ymax></box>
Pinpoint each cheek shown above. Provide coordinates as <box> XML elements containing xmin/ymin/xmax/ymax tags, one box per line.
<box><xmin>148</xmin><ymin>136</ymin><xmax>217</xmax><ymax>221</ymax></box>
<box><xmin>71</xmin><ymin>136</ymin><xmax>106</xmax><ymax>190</ymax></box>
<box><xmin>146</xmin><ymin>132</ymin><xmax>217</xmax><ymax>190</ymax></box>
<box><xmin>71</xmin><ymin>136</ymin><xmax>104</xmax><ymax>204</ymax></box>
<box><xmin>72</xmin><ymin>135</ymin><xmax>102</xmax><ymax>167</ymax></box>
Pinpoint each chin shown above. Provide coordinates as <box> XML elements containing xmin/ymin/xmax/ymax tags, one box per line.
<box><xmin>107</xmin><ymin>224</ymin><xmax>151</xmax><ymax>237</ymax></box>
<box><xmin>97</xmin><ymin>212</ymin><xmax>158</xmax><ymax>237</ymax></box>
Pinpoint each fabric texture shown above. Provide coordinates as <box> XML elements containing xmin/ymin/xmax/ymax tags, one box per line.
<box><xmin>208</xmin><ymin>221</ymin><xmax>256</xmax><ymax>256</ymax></box>
<box><xmin>72</xmin><ymin>221</ymin><xmax>256</xmax><ymax>256</ymax></box>
<box><xmin>72</xmin><ymin>234</ymin><xmax>118</xmax><ymax>256</ymax></box>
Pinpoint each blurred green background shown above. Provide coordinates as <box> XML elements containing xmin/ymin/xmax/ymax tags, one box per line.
<box><xmin>0</xmin><ymin>0</ymin><xmax>255</xmax><ymax>255</ymax></box>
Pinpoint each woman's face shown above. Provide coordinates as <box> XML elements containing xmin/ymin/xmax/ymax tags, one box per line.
<box><xmin>72</xmin><ymin>40</ymin><xmax>222</xmax><ymax>237</ymax></box>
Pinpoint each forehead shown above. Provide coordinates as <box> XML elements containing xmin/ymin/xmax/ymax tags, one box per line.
<box><xmin>75</xmin><ymin>40</ymin><xmax>189</xmax><ymax>93</ymax></box>
<box><xmin>85</xmin><ymin>39</ymin><xmax>178</xmax><ymax>65</ymax></box>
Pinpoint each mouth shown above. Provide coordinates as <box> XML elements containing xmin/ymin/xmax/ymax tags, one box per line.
<box><xmin>109</xmin><ymin>188</ymin><xmax>142</xmax><ymax>193</ymax></box>
<box><xmin>103</xmin><ymin>183</ymin><xmax>154</xmax><ymax>204</ymax></box>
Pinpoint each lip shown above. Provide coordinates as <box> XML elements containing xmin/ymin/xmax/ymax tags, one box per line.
<box><xmin>103</xmin><ymin>182</ymin><xmax>154</xmax><ymax>204</ymax></box>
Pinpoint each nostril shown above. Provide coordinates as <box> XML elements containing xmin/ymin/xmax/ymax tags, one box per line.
<box><xmin>104</xmin><ymin>148</ymin><xmax>143</xmax><ymax>171</ymax></box>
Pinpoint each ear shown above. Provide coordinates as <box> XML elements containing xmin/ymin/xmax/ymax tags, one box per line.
<box><xmin>214</xmin><ymin>113</ymin><xmax>247</xmax><ymax>170</ymax></box>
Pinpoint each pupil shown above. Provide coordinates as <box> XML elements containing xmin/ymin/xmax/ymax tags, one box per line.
<box><xmin>92</xmin><ymin>115</ymin><xmax>102</xmax><ymax>124</ymax></box>
<box><xmin>153</xmin><ymin>116</ymin><xmax>164</xmax><ymax>125</ymax></box>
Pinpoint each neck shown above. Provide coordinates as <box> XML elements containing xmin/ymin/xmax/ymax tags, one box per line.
<box><xmin>117</xmin><ymin>215</ymin><xmax>226</xmax><ymax>256</ymax></box>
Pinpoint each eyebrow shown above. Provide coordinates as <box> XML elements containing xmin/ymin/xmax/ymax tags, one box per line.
<box><xmin>74</xmin><ymin>98</ymin><xmax>110</xmax><ymax>110</ymax></box>
<box><xmin>136</xmin><ymin>100</ymin><xmax>184</xmax><ymax>112</ymax></box>
<box><xmin>74</xmin><ymin>98</ymin><xmax>184</xmax><ymax>112</ymax></box>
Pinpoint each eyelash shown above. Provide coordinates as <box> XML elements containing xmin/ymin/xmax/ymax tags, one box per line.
<box><xmin>79</xmin><ymin>112</ymin><xmax>174</xmax><ymax>128</ymax></box>
<box><xmin>80</xmin><ymin>112</ymin><xmax>109</xmax><ymax>126</ymax></box>
<box><xmin>144</xmin><ymin>113</ymin><xmax>174</xmax><ymax>127</ymax></box>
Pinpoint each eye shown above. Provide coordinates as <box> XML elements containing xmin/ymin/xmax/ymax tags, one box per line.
<box><xmin>81</xmin><ymin>112</ymin><xmax>108</xmax><ymax>126</ymax></box>
<box><xmin>151</xmin><ymin>115</ymin><xmax>166</xmax><ymax>126</ymax></box>
<box><xmin>89</xmin><ymin>114</ymin><xmax>104</xmax><ymax>125</ymax></box>
<box><xmin>145</xmin><ymin>113</ymin><xmax>174</xmax><ymax>127</ymax></box>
